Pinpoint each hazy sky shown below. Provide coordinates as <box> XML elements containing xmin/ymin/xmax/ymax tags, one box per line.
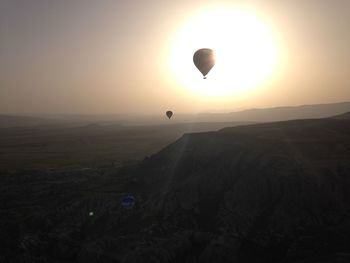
<box><xmin>1</xmin><ymin>0</ymin><xmax>350</xmax><ymax>114</ymax></box>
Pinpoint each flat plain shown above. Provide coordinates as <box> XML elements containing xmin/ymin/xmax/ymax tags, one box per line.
<box><xmin>0</xmin><ymin>121</ymin><xmax>250</xmax><ymax>171</ymax></box>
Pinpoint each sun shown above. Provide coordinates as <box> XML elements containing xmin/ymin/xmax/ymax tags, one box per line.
<box><xmin>169</xmin><ymin>6</ymin><xmax>279</xmax><ymax>97</ymax></box>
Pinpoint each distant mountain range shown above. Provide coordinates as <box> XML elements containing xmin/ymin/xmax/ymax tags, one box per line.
<box><xmin>192</xmin><ymin>101</ymin><xmax>350</xmax><ymax>122</ymax></box>
<box><xmin>0</xmin><ymin>115</ymin><xmax>52</xmax><ymax>128</ymax></box>
<box><xmin>332</xmin><ymin>111</ymin><xmax>350</xmax><ymax>120</ymax></box>
<box><xmin>2</xmin><ymin>101</ymin><xmax>350</xmax><ymax>127</ymax></box>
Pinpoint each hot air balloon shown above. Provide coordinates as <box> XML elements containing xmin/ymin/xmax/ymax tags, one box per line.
<box><xmin>121</xmin><ymin>195</ymin><xmax>135</xmax><ymax>209</ymax></box>
<box><xmin>166</xmin><ymin>111</ymin><xmax>173</xmax><ymax>119</ymax></box>
<box><xmin>193</xmin><ymin>48</ymin><xmax>215</xmax><ymax>79</ymax></box>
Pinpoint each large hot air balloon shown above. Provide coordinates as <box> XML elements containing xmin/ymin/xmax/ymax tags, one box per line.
<box><xmin>166</xmin><ymin>111</ymin><xmax>173</xmax><ymax>119</ymax></box>
<box><xmin>193</xmin><ymin>48</ymin><xmax>215</xmax><ymax>79</ymax></box>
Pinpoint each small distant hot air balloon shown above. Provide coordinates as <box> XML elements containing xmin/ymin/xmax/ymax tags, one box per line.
<box><xmin>193</xmin><ymin>48</ymin><xmax>215</xmax><ymax>79</ymax></box>
<box><xmin>121</xmin><ymin>195</ymin><xmax>135</xmax><ymax>209</ymax></box>
<box><xmin>166</xmin><ymin>111</ymin><xmax>173</xmax><ymax>119</ymax></box>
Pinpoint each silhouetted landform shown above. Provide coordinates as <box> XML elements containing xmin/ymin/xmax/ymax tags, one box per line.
<box><xmin>0</xmin><ymin>121</ymin><xmax>251</xmax><ymax>171</ymax></box>
<box><xmin>0</xmin><ymin>114</ymin><xmax>124</xmax><ymax>128</ymax></box>
<box><xmin>122</xmin><ymin>101</ymin><xmax>350</xmax><ymax>124</ymax></box>
<box><xmin>2</xmin><ymin>102</ymin><xmax>350</xmax><ymax>128</ymax></box>
<box><xmin>193</xmin><ymin>101</ymin><xmax>350</xmax><ymax>123</ymax></box>
<box><xmin>1</xmin><ymin>116</ymin><xmax>350</xmax><ymax>262</ymax></box>
<box><xmin>0</xmin><ymin>115</ymin><xmax>52</xmax><ymax>128</ymax></box>
<box><xmin>332</xmin><ymin>111</ymin><xmax>350</xmax><ymax>120</ymax></box>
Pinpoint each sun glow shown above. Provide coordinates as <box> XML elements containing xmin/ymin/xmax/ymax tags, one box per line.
<box><xmin>169</xmin><ymin>6</ymin><xmax>279</xmax><ymax>97</ymax></box>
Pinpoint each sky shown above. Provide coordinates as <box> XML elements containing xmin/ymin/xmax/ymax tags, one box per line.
<box><xmin>1</xmin><ymin>0</ymin><xmax>350</xmax><ymax>115</ymax></box>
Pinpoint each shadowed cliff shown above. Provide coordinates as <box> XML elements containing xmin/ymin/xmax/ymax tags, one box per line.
<box><xmin>125</xmin><ymin>115</ymin><xmax>350</xmax><ymax>262</ymax></box>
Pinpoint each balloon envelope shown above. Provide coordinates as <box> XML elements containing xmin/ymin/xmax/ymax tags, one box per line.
<box><xmin>193</xmin><ymin>48</ymin><xmax>215</xmax><ymax>78</ymax></box>
<box><xmin>121</xmin><ymin>195</ymin><xmax>135</xmax><ymax>209</ymax></box>
<box><xmin>166</xmin><ymin>111</ymin><xmax>173</xmax><ymax>119</ymax></box>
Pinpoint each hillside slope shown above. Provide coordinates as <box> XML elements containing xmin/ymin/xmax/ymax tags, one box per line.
<box><xmin>129</xmin><ymin>117</ymin><xmax>350</xmax><ymax>262</ymax></box>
